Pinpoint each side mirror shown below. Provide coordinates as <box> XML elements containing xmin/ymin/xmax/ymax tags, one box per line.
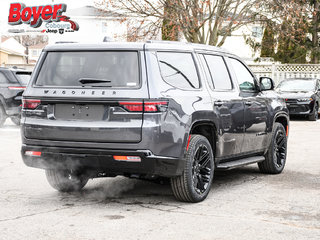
<box><xmin>259</xmin><ymin>77</ymin><xmax>275</xmax><ymax>91</ymax></box>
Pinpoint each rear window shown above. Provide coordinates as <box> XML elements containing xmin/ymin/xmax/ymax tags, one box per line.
<box><xmin>36</xmin><ymin>51</ymin><xmax>140</xmax><ymax>88</ymax></box>
<box><xmin>157</xmin><ymin>52</ymin><xmax>200</xmax><ymax>89</ymax></box>
<box><xmin>15</xmin><ymin>72</ymin><xmax>32</xmax><ymax>86</ymax></box>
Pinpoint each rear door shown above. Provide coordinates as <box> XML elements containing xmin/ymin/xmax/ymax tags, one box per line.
<box><xmin>23</xmin><ymin>50</ymin><xmax>148</xmax><ymax>143</ymax></box>
<box><xmin>199</xmin><ymin>54</ymin><xmax>245</xmax><ymax>158</ymax></box>
<box><xmin>227</xmin><ymin>57</ymin><xmax>269</xmax><ymax>153</ymax></box>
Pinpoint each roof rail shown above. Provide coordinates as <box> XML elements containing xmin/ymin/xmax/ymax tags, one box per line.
<box><xmin>55</xmin><ymin>41</ymin><xmax>78</xmax><ymax>44</ymax></box>
<box><xmin>146</xmin><ymin>40</ymin><xmax>188</xmax><ymax>44</ymax></box>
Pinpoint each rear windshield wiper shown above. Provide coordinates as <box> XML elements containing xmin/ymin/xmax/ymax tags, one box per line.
<box><xmin>78</xmin><ymin>78</ymin><xmax>111</xmax><ymax>84</ymax></box>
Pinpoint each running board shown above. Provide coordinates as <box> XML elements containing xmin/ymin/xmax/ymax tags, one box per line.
<box><xmin>216</xmin><ymin>156</ymin><xmax>265</xmax><ymax>170</ymax></box>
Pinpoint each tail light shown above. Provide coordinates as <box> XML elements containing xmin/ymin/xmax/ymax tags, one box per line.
<box><xmin>119</xmin><ymin>101</ymin><xmax>143</xmax><ymax>112</ymax></box>
<box><xmin>8</xmin><ymin>86</ymin><xmax>26</xmax><ymax>90</ymax></box>
<box><xmin>119</xmin><ymin>100</ymin><xmax>168</xmax><ymax>113</ymax></box>
<box><xmin>22</xmin><ymin>99</ymin><xmax>41</xmax><ymax>110</ymax></box>
<box><xmin>144</xmin><ymin>101</ymin><xmax>168</xmax><ymax>112</ymax></box>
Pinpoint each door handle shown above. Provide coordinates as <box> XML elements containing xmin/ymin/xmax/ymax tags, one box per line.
<box><xmin>214</xmin><ymin>100</ymin><xmax>224</xmax><ymax>107</ymax></box>
<box><xmin>245</xmin><ymin>101</ymin><xmax>253</xmax><ymax>106</ymax></box>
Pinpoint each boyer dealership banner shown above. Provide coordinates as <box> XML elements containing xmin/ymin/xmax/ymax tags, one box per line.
<box><xmin>8</xmin><ymin>2</ymin><xmax>79</xmax><ymax>34</ymax></box>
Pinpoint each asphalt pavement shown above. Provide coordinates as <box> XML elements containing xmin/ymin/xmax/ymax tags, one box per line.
<box><xmin>0</xmin><ymin>118</ymin><xmax>319</xmax><ymax>240</ymax></box>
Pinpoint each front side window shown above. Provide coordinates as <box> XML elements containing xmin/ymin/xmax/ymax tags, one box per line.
<box><xmin>204</xmin><ymin>55</ymin><xmax>232</xmax><ymax>90</ymax></box>
<box><xmin>157</xmin><ymin>52</ymin><xmax>200</xmax><ymax>89</ymax></box>
<box><xmin>229</xmin><ymin>58</ymin><xmax>256</xmax><ymax>92</ymax></box>
<box><xmin>36</xmin><ymin>51</ymin><xmax>140</xmax><ymax>88</ymax></box>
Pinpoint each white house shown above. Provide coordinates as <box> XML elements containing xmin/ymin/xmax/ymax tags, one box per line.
<box><xmin>28</xmin><ymin>42</ymin><xmax>47</xmax><ymax>64</ymax></box>
<box><xmin>47</xmin><ymin>6</ymin><xmax>128</xmax><ymax>44</ymax></box>
<box><xmin>0</xmin><ymin>37</ymin><xmax>26</xmax><ymax>66</ymax></box>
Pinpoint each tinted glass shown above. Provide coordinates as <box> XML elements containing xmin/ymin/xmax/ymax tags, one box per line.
<box><xmin>15</xmin><ymin>72</ymin><xmax>31</xmax><ymax>86</ymax></box>
<box><xmin>229</xmin><ymin>58</ymin><xmax>256</xmax><ymax>91</ymax></box>
<box><xmin>204</xmin><ymin>55</ymin><xmax>232</xmax><ymax>90</ymax></box>
<box><xmin>277</xmin><ymin>80</ymin><xmax>316</xmax><ymax>92</ymax></box>
<box><xmin>157</xmin><ymin>52</ymin><xmax>200</xmax><ymax>89</ymax></box>
<box><xmin>0</xmin><ymin>72</ymin><xmax>7</xmax><ymax>83</ymax></box>
<box><xmin>36</xmin><ymin>51</ymin><xmax>140</xmax><ymax>88</ymax></box>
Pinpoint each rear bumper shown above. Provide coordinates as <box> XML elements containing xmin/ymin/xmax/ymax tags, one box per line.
<box><xmin>21</xmin><ymin>145</ymin><xmax>185</xmax><ymax>177</ymax></box>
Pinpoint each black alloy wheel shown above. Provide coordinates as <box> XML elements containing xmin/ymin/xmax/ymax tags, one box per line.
<box><xmin>258</xmin><ymin>123</ymin><xmax>287</xmax><ymax>174</ymax></box>
<box><xmin>192</xmin><ymin>144</ymin><xmax>212</xmax><ymax>194</ymax></box>
<box><xmin>273</xmin><ymin>129</ymin><xmax>286</xmax><ymax>169</ymax></box>
<box><xmin>171</xmin><ymin>135</ymin><xmax>214</xmax><ymax>202</ymax></box>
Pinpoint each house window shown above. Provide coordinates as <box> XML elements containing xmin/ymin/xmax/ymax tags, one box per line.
<box><xmin>252</xmin><ymin>26</ymin><xmax>263</xmax><ymax>38</ymax></box>
<box><xmin>32</xmin><ymin>50</ymin><xmax>37</xmax><ymax>56</ymax></box>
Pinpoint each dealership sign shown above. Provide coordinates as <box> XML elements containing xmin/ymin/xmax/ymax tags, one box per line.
<box><xmin>8</xmin><ymin>3</ymin><xmax>79</xmax><ymax>33</ymax></box>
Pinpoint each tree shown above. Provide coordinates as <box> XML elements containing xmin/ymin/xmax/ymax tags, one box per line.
<box><xmin>260</xmin><ymin>22</ymin><xmax>275</xmax><ymax>58</ymax></box>
<box><xmin>309</xmin><ymin>0</ymin><xmax>320</xmax><ymax>63</ymax></box>
<box><xmin>162</xmin><ymin>0</ymin><xmax>178</xmax><ymax>40</ymax></box>
<box><xmin>100</xmin><ymin>0</ymin><xmax>264</xmax><ymax>46</ymax></box>
<box><xmin>274</xmin><ymin>18</ymin><xmax>308</xmax><ymax>63</ymax></box>
<box><xmin>12</xmin><ymin>35</ymin><xmax>48</xmax><ymax>64</ymax></box>
<box><xmin>262</xmin><ymin>0</ymin><xmax>319</xmax><ymax>63</ymax></box>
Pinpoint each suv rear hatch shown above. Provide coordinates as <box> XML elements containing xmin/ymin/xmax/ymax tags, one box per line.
<box><xmin>23</xmin><ymin>50</ymin><xmax>149</xmax><ymax>143</ymax></box>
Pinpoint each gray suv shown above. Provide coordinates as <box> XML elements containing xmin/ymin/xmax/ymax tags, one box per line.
<box><xmin>21</xmin><ymin>41</ymin><xmax>289</xmax><ymax>202</ymax></box>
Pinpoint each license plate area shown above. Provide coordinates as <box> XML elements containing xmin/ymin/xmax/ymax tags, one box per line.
<box><xmin>54</xmin><ymin>104</ymin><xmax>106</xmax><ymax>120</ymax></box>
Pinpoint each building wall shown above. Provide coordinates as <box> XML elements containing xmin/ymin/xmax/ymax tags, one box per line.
<box><xmin>7</xmin><ymin>55</ymin><xmax>25</xmax><ymax>65</ymax></box>
<box><xmin>0</xmin><ymin>51</ymin><xmax>9</xmax><ymax>65</ymax></box>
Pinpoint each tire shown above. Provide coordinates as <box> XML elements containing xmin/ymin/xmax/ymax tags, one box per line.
<box><xmin>0</xmin><ymin>104</ymin><xmax>7</xmax><ymax>128</ymax></box>
<box><xmin>171</xmin><ymin>135</ymin><xmax>214</xmax><ymax>203</ymax></box>
<box><xmin>258</xmin><ymin>123</ymin><xmax>287</xmax><ymax>174</ymax></box>
<box><xmin>10</xmin><ymin>115</ymin><xmax>21</xmax><ymax>126</ymax></box>
<box><xmin>308</xmin><ymin>103</ymin><xmax>319</xmax><ymax>121</ymax></box>
<box><xmin>45</xmin><ymin>169</ymin><xmax>89</xmax><ymax>192</ymax></box>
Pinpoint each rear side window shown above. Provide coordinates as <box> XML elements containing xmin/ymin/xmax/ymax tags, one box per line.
<box><xmin>15</xmin><ymin>72</ymin><xmax>32</xmax><ymax>86</ymax></box>
<box><xmin>36</xmin><ymin>51</ymin><xmax>140</xmax><ymax>88</ymax></box>
<box><xmin>0</xmin><ymin>72</ymin><xmax>7</xmax><ymax>83</ymax></box>
<box><xmin>204</xmin><ymin>55</ymin><xmax>232</xmax><ymax>90</ymax></box>
<box><xmin>157</xmin><ymin>52</ymin><xmax>200</xmax><ymax>89</ymax></box>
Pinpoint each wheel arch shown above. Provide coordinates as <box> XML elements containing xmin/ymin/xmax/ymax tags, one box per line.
<box><xmin>188</xmin><ymin>121</ymin><xmax>218</xmax><ymax>157</ymax></box>
<box><xmin>274</xmin><ymin>113</ymin><xmax>289</xmax><ymax>137</ymax></box>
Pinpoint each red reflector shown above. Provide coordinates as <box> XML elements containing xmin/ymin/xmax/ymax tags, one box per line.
<box><xmin>8</xmin><ymin>86</ymin><xmax>26</xmax><ymax>90</ymax></box>
<box><xmin>25</xmin><ymin>151</ymin><xmax>41</xmax><ymax>157</ymax></box>
<box><xmin>286</xmin><ymin>125</ymin><xmax>289</xmax><ymax>137</ymax></box>
<box><xmin>22</xmin><ymin>99</ymin><xmax>41</xmax><ymax>110</ymax></box>
<box><xmin>186</xmin><ymin>135</ymin><xmax>191</xmax><ymax>151</ymax></box>
<box><xmin>113</xmin><ymin>156</ymin><xmax>141</xmax><ymax>162</ymax></box>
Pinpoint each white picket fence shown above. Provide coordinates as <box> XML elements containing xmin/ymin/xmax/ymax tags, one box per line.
<box><xmin>248</xmin><ymin>63</ymin><xmax>320</xmax><ymax>85</ymax></box>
